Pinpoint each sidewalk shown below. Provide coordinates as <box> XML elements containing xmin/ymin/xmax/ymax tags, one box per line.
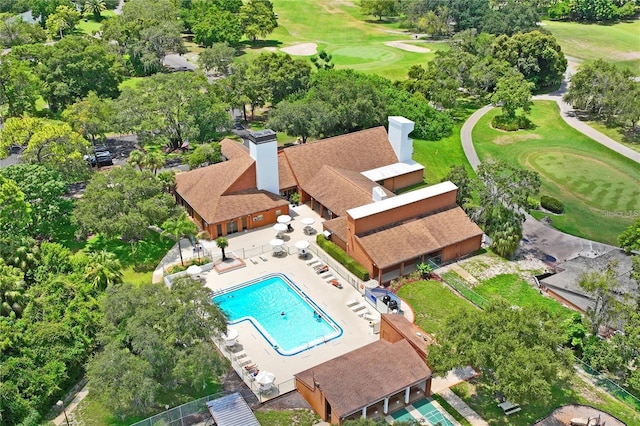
<box><xmin>437</xmin><ymin>389</ymin><xmax>489</xmax><ymax>426</ymax></box>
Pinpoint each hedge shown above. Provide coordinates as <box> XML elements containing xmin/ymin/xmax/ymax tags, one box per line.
<box><xmin>541</xmin><ymin>195</ymin><xmax>564</xmax><ymax>214</ymax></box>
<box><xmin>316</xmin><ymin>234</ymin><xmax>370</xmax><ymax>281</ymax></box>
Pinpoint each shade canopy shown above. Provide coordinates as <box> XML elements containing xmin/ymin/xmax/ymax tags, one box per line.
<box><xmin>255</xmin><ymin>370</ymin><xmax>275</xmax><ymax>386</ymax></box>
<box><xmin>295</xmin><ymin>240</ymin><xmax>310</xmax><ymax>249</ymax></box>
<box><xmin>300</xmin><ymin>217</ymin><xmax>315</xmax><ymax>226</ymax></box>
<box><xmin>273</xmin><ymin>223</ymin><xmax>288</xmax><ymax>232</ymax></box>
<box><xmin>276</xmin><ymin>215</ymin><xmax>292</xmax><ymax>224</ymax></box>
<box><xmin>270</xmin><ymin>239</ymin><xmax>284</xmax><ymax>247</ymax></box>
<box><xmin>186</xmin><ymin>265</ymin><xmax>203</xmax><ymax>275</ymax></box>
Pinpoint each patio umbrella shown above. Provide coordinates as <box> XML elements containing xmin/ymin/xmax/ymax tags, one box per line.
<box><xmin>269</xmin><ymin>239</ymin><xmax>284</xmax><ymax>247</ymax></box>
<box><xmin>300</xmin><ymin>217</ymin><xmax>315</xmax><ymax>226</ymax></box>
<box><xmin>186</xmin><ymin>265</ymin><xmax>203</xmax><ymax>275</ymax></box>
<box><xmin>273</xmin><ymin>223</ymin><xmax>288</xmax><ymax>232</ymax></box>
<box><xmin>295</xmin><ymin>240</ymin><xmax>310</xmax><ymax>250</ymax></box>
<box><xmin>222</xmin><ymin>328</ymin><xmax>238</xmax><ymax>341</ymax></box>
<box><xmin>255</xmin><ymin>370</ymin><xmax>275</xmax><ymax>386</ymax></box>
<box><xmin>277</xmin><ymin>214</ymin><xmax>292</xmax><ymax>224</ymax></box>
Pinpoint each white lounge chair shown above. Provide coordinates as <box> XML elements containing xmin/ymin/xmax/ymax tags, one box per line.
<box><xmin>351</xmin><ymin>303</ymin><xmax>367</xmax><ymax>313</ymax></box>
<box><xmin>346</xmin><ymin>299</ymin><xmax>359</xmax><ymax>307</ymax></box>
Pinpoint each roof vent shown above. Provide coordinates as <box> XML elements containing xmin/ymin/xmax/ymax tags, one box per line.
<box><xmin>372</xmin><ymin>186</ymin><xmax>387</xmax><ymax>202</ymax></box>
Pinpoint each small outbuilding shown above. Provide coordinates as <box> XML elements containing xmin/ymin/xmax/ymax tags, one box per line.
<box><xmin>295</xmin><ymin>338</ymin><xmax>432</xmax><ymax>425</ymax></box>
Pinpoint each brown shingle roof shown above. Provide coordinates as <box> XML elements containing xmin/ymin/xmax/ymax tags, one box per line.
<box><xmin>356</xmin><ymin>206</ymin><xmax>483</xmax><ymax>269</ymax></box>
<box><xmin>278</xmin><ymin>152</ymin><xmax>297</xmax><ymax>190</ymax></box>
<box><xmin>214</xmin><ymin>190</ymin><xmax>289</xmax><ymax>223</ymax></box>
<box><xmin>322</xmin><ymin>216</ymin><xmax>348</xmax><ymax>243</ymax></box>
<box><xmin>175</xmin><ymin>139</ymin><xmax>286</xmax><ymax>224</ymax></box>
<box><xmin>295</xmin><ymin>339</ymin><xmax>431</xmax><ymax>417</ymax></box>
<box><xmin>303</xmin><ymin>166</ymin><xmax>395</xmax><ymax>217</ymax></box>
<box><xmin>382</xmin><ymin>314</ymin><xmax>435</xmax><ymax>349</ymax></box>
<box><xmin>282</xmin><ymin>127</ymin><xmax>399</xmax><ymax>191</ymax></box>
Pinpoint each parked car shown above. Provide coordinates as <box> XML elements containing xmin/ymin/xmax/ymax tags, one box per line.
<box><xmin>84</xmin><ymin>150</ymin><xmax>113</xmax><ymax>167</ymax></box>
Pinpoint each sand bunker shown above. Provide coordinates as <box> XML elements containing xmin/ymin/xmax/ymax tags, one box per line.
<box><xmin>280</xmin><ymin>43</ymin><xmax>318</xmax><ymax>56</ymax></box>
<box><xmin>384</xmin><ymin>41</ymin><xmax>431</xmax><ymax>53</ymax></box>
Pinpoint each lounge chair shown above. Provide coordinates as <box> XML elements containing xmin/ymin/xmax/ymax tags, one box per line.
<box><xmin>351</xmin><ymin>303</ymin><xmax>367</xmax><ymax>313</ymax></box>
<box><xmin>329</xmin><ymin>279</ymin><xmax>343</xmax><ymax>289</ymax></box>
<box><xmin>362</xmin><ymin>313</ymin><xmax>377</xmax><ymax>322</ymax></box>
<box><xmin>315</xmin><ymin>265</ymin><xmax>329</xmax><ymax>274</ymax></box>
<box><xmin>346</xmin><ymin>299</ymin><xmax>359</xmax><ymax>307</ymax></box>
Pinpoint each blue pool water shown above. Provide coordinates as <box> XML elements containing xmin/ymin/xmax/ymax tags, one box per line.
<box><xmin>213</xmin><ymin>274</ymin><xmax>342</xmax><ymax>356</ymax></box>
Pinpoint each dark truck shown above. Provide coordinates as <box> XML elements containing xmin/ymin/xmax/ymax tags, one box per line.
<box><xmin>84</xmin><ymin>145</ymin><xmax>113</xmax><ymax>167</ymax></box>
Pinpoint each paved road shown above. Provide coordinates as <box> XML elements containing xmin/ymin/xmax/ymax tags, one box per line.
<box><xmin>459</xmin><ymin>60</ymin><xmax>633</xmax><ymax>261</ymax></box>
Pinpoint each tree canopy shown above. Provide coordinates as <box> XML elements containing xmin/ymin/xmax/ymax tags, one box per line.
<box><xmin>239</xmin><ymin>0</ymin><xmax>278</xmax><ymax>41</ymax></box>
<box><xmin>0</xmin><ymin>164</ymin><xmax>69</xmax><ymax>239</ymax></box>
<box><xmin>86</xmin><ymin>278</ymin><xmax>229</xmax><ymax>418</ymax></box>
<box><xmin>428</xmin><ymin>300</ymin><xmax>572</xmax><ymax>405</ymax></box>
<box><xmin>0</xmin><ymin>116</ymin><xmax>90</xmax><ymax>181</ymax></box>
<box><xmin>113</xmin><ymin>72</ymin><xmax>229</xmax><ymax>149</ymax></box>
<box><xmin>618</xmin><ymin>217</ymin><xmax>640</xmax><ymax>253</ymax></box>
<box><xmin>74</xmin><ymin>166</ymin><xmax>175</xmax><ymax>242</ymax></box>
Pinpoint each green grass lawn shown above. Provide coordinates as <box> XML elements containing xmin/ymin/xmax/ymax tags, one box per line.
<box><xmin>543</xmin><ymin>19</ymin><xmax>640</xmax><ymax>75</ymax></box>
<box><xmin>452</xmin><ymin>374</ymin><xmax>640</xmax><ymax>426</ymax></box>
<box><xmin>474</xmin><ymin>274</ymin><xmax>574</xmax><ymax>320</ymax></box>
<box><xmin>254</xmin><ymin>409</ymin><xmax>319</xmax><ymax>426</ymax></box>
<box><xmin>239</xmin><ymin>0</ymin><xmax>448</xmax><ymax>81</ymax></box>
<box><xmin>77</xmin><ymin>10</ymin><xmax>116</xmax><ymax>36</ymax></box>
<box><xmin>397</xmin><ymin>279</ymin><xmax>477</xmax><ymax>336</ymax></box>
<box><xmin>118</xmin><ymin>76</ymin><xmax>146</xmax><ymax>91</ymax></box>
<box><xmin>473</xmin><ymin>100</ymin><xmax>640</xmax><ymax>245</ymax></box>
<box><xmin>585</xmin><ymin>120</ymin><xmax>640</xmax><ymax>154</ymax></box>
<box><xmin>412</xmin><ymin>99</ymin><xmax>481</xmax><ymax>184</ymax></box>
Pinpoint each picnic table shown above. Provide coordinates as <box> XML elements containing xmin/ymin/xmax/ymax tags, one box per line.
<box><xmin>498</xmin><ymin>401</ymin><xmax>521</xmax><ymax>415</ymax></box>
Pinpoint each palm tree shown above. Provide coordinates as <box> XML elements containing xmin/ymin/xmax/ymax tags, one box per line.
<box><xmin>128</xmin><ymin>149</ymin><xmax>145</xmax><ymax>171</ymax></box>
<box><xmin>144</xmin><ymin>151</ymin><xmax>166</xmax><ymax>176</ymax></box>
<box><xmin>84</xmin><ymin>0</ymin><xmax>106</xmax><ymax>21</ymax></box>
<box><xmin>216</xmin><ymin>237</ymin><xmax>229</xmax><ymax>261</ymax></box>
<box><xmin>84</xmin><ymin>250</ymin><xmax>123</xmax><ymax>290</ymax></box>
<box><xmin>161</xmin><ymin>212</ymin><xmax>198</xmax><ymax>266</ymax></box>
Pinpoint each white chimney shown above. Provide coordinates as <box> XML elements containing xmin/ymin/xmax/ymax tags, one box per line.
<box><xmin>248</xmin><ymin>129</ymin><xmax>279</xmax><ymax>195</ymax></box>
<box><xmin>372</xmin><ymin>186</ymin><xmax>387</xmax><ymax>202</ymax></box>
<box><xmin>388</xmin><ymin>116</ymin><xmax>415</xmax><ymax>163</ymax></box>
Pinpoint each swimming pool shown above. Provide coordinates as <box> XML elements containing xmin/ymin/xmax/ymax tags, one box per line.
<box><xmin>213</xmin><ymin>273</ymin><xmax>342</xmax><ymax>356</ymax></box>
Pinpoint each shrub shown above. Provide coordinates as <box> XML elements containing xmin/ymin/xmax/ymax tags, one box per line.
<box><xmin>541</xmin><ymin>195</ymin><xmax>564</xmax><ymax>214</ymax></box>
<box><xmin>491</xmin><ymin>114</ymin><xmax>534</xmax><ymax>131</ymax></box>
<box><xmin>526</xmin><ymin>196</ymin><xmax>540</xmax><ymax>210</ymax></box>
<box><xmin>316</xmin><ymin>234</ymin><xmax>369</xmax><ymax>281</ymax></box>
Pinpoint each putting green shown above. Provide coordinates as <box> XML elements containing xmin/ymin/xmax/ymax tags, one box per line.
<box><xmin>331</xmin><ymin>46</ymin><xmax>398</xmax><ymax>64</ymax></box>
<box><xmin>525</xmin><ymin>150</ymin><xmax>640</xmax><ymax>214</ymax></box>
<box><xmin>474</xmin><ymin>101</ymin><xmax>640</xmax><ymax>244</ymax></box>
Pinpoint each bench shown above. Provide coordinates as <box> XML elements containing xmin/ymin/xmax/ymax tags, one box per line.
<box><xmin>498</xmin><ymin>401</ymin><xmax>521</xmax><ymax>416</ymax></box>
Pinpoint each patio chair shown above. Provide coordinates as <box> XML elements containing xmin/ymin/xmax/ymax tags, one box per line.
<box><xmin>346</xmin><ymin>299</ymin><xmax>359</xmax><ymax>307</ymax></box>
<box><xmin>351</xmin><ymin>303</ymin><xmax>367</xmax><ymax>314</ymax></box>
<box><xmin>314</xmin><ymin>265</ymin><xmax>329</xmax><ymax>274</ymax></box>
<box><xmin>329</xmin><ymin>279</ymin><xmax>343</xmax><ymax>289</ymax></box>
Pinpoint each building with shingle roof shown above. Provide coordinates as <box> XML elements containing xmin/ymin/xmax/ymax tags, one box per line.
<box><xmin>174</xmin><ymin>117</ymin><xmax>482</xmax><ymax>281</ymax></box>
<box><xmin>295</xmin><ymin>314</ymin><xmax>434</xmax><ymax>424</ymax></box>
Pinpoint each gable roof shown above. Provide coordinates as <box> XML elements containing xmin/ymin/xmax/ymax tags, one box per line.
<box><xmin>540</xmin><ymin>249</ymin><xmax>637</xmax><ymax>314</ymax></box>
<box><xmin>282</xmin><ymin>127</ymin><xmax>399</xmax><ymax>191</ymax></box>
<box><xmin>356</xmin><ymin>206</ymin><xmax>483</xmax><ymax>269</ymax></box>
<box><xmin>278</xmin><ymin>152</ymin><xmax>297</xmax><ymax>190</ymax></box>
<box><xmin>303</xmin><ymin>166</ymin><xmax>395</xmax><ymax>217</ymax></box>
<box><xmin>175</xmin><ymin>139</ymin><xmax>286</xmax><ymax>224</ymax></box>
<box><xmin>295</xmin><ymin>339</ymin><xmax>431</xmax><ymax>417</ymax></box>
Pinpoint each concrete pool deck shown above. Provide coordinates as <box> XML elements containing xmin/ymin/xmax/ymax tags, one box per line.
<box><xmin>195</xmin><ymin>205</ymin><xmax>381</xmax><ymax>398</ymax></box>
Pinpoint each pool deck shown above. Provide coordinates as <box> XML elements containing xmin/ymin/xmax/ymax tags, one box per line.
<box><xmin>197</xmin><ymin>205</ymin><xmax>381</xmax><ymax>398</ymax></box>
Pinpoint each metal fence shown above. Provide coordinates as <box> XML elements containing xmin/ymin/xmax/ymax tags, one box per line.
<box><xmin>210</xmin><ymin>336</ymin><xmax>296</xmax><ymax>402</ymax></box>
<box><xmin>574</xmin><ymin>356</ymin><xmax>640</xmax><ymax>411</ymax></box>
<box><xmin>439</xmin><ymin>270</ymin><xmax>490</xmax><ymax>309</ymax></box>
<box><xmin>130</xmin><ymin>392</ymin><xmax>228</xmax><ymax>426</ymax></box>
<box><xmin>438</xmin><ymin>269</ymin><xmax>640</xmax><ymax>411</ymax></box>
